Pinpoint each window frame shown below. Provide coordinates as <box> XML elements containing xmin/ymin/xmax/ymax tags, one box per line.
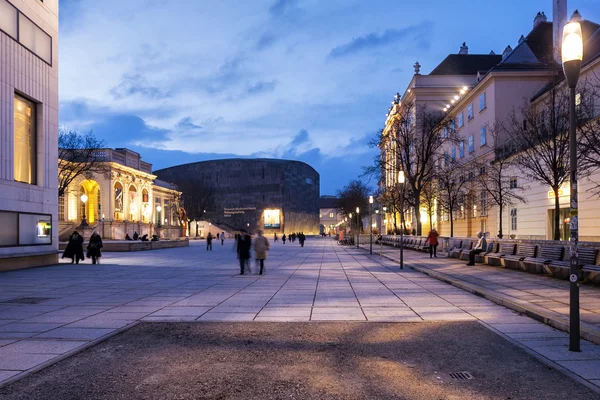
<box><xmin>459</xmin><ymin>141</ymin><xmax>465</xmax><ymax>158</ymax></box>
<box><xmin>457</xmin><ymin>112</ymin><xmax>464</xmax><ymax>129</ymax></box>
<box><xmin>467</xmin><ymin>103</ymin><xmax>473</xmax><ymax>121</ymax></box>
<box><xmin>480</xmin><ymin>126</ymin><xmax>487</xmax><ymax>146</ymax></box>
<box><xmin>479</xmin><ymin>92</ymin><xmax>486</xmax><ymax>111</ymax></box>
<box><xmin>510</xmin><ymin>208</ymin><xmax>517</xmax><ymax>231</ymax></box>
<box><xmin>13</xmin><ymin>93</ymin><xmax>37</xmax><ymax>185</ymax></box>
<box><xmin>468</xmin><ymin>135</ymin><xmax>474</xmax><ymax>153</ymax></box>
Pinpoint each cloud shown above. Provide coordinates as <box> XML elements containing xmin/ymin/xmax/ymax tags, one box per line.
<box><xmin>268</xmin><ymin>0</ymin><xmax>299</xmax><ymax>17</ymax></box>
<box><xmin>328</xmin><ymin>22</ymin><xmax>432</xmax><ymax>59</ymax></box>
<box><xmin>247</xmin><ymin>81</ymin><xmax>277</xmax><ymax>95</ymax></box>
<box><xmin>176</xmin><ymin>117</ymin><xmax>203</xmax><ymax>131</ymax></box>
<box><xmin>110</xmin><ymin>73</ymin><xmax>170</xmax><ymax>100</ymax></box>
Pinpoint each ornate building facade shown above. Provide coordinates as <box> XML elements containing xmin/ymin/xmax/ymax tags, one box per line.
<box><xmin>59</xmin><ymin>148</ymin><xmax>183</xmax><ymax>241</ymax></box>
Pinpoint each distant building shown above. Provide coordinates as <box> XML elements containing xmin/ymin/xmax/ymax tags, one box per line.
<box><xmin>318</xmin><ymin>196</ymin><xmax>341</xmax><ymax>235</ymax></box>
<box><xmin>154</xmin><ymin>159</ymin><xmax>320</xmax><ymax>235</ymax></box>
<box><xmin>59</xmin><ymin>148</ymin><xmax>182</xmax><ymax>241</ymax></box>
<box><xmin>0</xmin><ymin>0</ymin><xmax>59</xmax><ymax>271</ymax></box>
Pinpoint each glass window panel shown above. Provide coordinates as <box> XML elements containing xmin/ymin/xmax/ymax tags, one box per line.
<box><xmin>0</xmin><ymin>0</ymin><xmax>17</xmax><ymax>39</ymax></box>
<box><xmin>479</xmin><ymin>92</ymin><xmax>486</xmax><ymax>110</ymax></box>
<box><xmin>14</xmin><ymin>95</ymin><xmax>36</xmax><ymax>185</ymax></box>
<box><xmin>0</xmin><ymin>211</ymin><xmax>18</xmax><ymax>246</ymax></box>
<box><xmin>480</xmin><ymin>126</ymin><xmax>487</xmax><ymax>146</ymax></box>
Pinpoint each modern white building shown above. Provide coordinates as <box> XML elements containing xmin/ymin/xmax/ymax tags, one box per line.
<box><xmin>0</xmin><ymin>0</ymin><xmax>59</xmax><ymax>270</ymax></box>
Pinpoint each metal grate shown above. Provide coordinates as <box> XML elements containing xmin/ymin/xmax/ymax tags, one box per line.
<box><xmin>0</xmin><ymin>297</ymin><xmax>55</xmax><ymax>305</ymax></box>
<box><xmin>449</xmin><ymin>372</ymin><xmax>474</xmax><ymax>380</ymax></box>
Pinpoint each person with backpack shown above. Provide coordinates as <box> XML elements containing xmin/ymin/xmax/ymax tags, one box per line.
<box><xmin>253</xmin><ymin>230</ymin><xmax>270</xmax><ymax>275</ymax></box>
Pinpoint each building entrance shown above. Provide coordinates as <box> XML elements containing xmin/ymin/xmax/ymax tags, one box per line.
<box><xmin>549</xmin><ymin>208</ymin><xmax>570</xmax><ymax>241</ymax></box>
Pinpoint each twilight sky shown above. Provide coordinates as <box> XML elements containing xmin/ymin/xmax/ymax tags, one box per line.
<box><xmin>58</xmin><ymin>0</ymin><xmax>600</xmax><ymax>195</ymax></box>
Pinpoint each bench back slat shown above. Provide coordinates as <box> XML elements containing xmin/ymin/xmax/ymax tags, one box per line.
<box><xmin>539</xmin><ymin>246</ymin><xmax>563</xmax><ymax>261</ymax></box>
<box><xmin>515</xmin><ymin>244</ymin><xmax>537</xmax><ymax>258</ymax></box>
<box><xmin>498</xmin><ymin>243</ymin><xmax>516</xmax><ymax>255</ymax></box>
<box><xmin>564</xmin><ymin>248</ymin><xmax>598</xmax><ymax>265</ymax></box>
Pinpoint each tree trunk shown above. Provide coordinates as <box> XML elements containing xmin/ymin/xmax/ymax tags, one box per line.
<box><xmin>554</xmin><ymin>189</ymin><xmax>561</xmax><ymax>241</ymax></box>
<box><xmin>498</xmin><ymin>204</ymin><xmax>503</xmax><ymax>239</ymax></box>
<box><xmin>414</xmin><ymin>195</ymin><xmax>422</xmax><ymax>235</ymax></box>
<box><xmin>429</xmin><ymin>211</ymin><xmax>433</xmax><ymax>231</ymax></box>
<box><xmin>449</xmin><ymin>210</ymin><xmax>454</xmax><ymax>237</ymax></box>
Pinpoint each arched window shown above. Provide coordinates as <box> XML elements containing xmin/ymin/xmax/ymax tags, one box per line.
<box><xmin>114</xmin><ymin>182</ymin><xmax>123</xmax><ymax>220</ymax></box>
<box><xmin>142</xmin><ymin>188</ymin><xmax>149</xmax><ymax>223</ymax></box>
<box><xmin>129</xmin><ymin>185</ymin><xmax>138</xmax><ymax>221</ymax></box>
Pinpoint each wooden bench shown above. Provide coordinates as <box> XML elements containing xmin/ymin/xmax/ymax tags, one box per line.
<box><xmin>502</xmin><ymin>244</ymin><xmax>537</xmax><ymax>269</ymax></box>
<box><xmin>448</xmin><ymin>240</ymin><xmax>464</xmax><ymax>258</ymax></box>
<box><xmin>545</xmin><ymin>248</ymin><xmax>598</xmax><ymax>281</ymax></box>
<box><xmin>486</xmin><ymin>243</ymin><xmax>516</xmax><ymax>266</ymax></box>
<box><xmin>522</xmin><ymin>246</ymin><xmax>564</xmax><ymax>274</ymax></box>
<box><xmin>475</xmin><ymin>242</ymin><xmax>498</xmax><ymax>263</ymax></box>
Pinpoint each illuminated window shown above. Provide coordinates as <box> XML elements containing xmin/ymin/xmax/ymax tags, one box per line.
<box><xmin>467</xmin><ymin>104</ymin><xmax>473</xmax><ymax>120</ymax></box>
<box><xmin>480</xmin><ymin>191</ymin><xmax>488</xmax><ymax>216</ymax></box>
<box><xmin>479</xmin><ymin>92</ymin><xmax>486</xmax><ymax>111</ymax></box>
<box><xmin>509</xmin><ymin>177</ymin><xmax>518</xmax><ymax>189</ymax></box>
<box><xmin>510</xmin><ymin>208</ymin><xmax>517</xmax><ymax>230</ymax></box>
<box><xmin>14</xmin><ymin>95</ymin><xmax>36</xmax><ymax>185</ymax></box>
<box><xmin>329</xmin><ymin>212</ymin><xmax>334</xmax><ymax>218</ymax></box>
<box><xmin>58</xmin><ymin>195</ymin><xmax>65</xmax><ymax>222</ymax></box>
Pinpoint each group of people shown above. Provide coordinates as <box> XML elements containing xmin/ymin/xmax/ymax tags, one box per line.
<box><xmin>125</xmin><ymin>231</ymin><xmax>149</xmax><ymax>242</ymax></box>
<box><xmin>236</xmin><ymin>230</ymin><xmax>269</xmax><ymax>275</ymax></box>
<box><xmin>62</xmin><ymin>231</ymin><xmax>103</xmax><ymax>265</ymax></box>
<box><xmin>426</xmin><ymin>229</ymin><xmax>488</xmax><ymax>266</ymax></box>
<box><xmin>206</xmin><ymin>232</ymin><xmax>226</xmax><ymax>250</ymax></box>
<box><xmin>280</xmin><ymin>232</ymin><xmax>306</xmax><ymax>247</ymax></box>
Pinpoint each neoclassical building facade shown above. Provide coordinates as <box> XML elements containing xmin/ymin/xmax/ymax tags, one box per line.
<box><xmin>59</xmin><ymin>148</ymin><xmax>183</xmax><ymax>240</ymax></box>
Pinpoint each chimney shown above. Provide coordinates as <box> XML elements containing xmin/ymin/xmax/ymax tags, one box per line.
<box><xmin>553</xmin><ymin>0</ymin><xmax>567</xmax><ymax>63</ymax></box>
<box><xmin>533</xmin><ymin>11</ymin><xmax>548</xmax><ymax>28</ymax></box>
<box><xmin>459</xmin><ymin>42</ymin><xmax>469</xmax><ymax>55</ymax></box>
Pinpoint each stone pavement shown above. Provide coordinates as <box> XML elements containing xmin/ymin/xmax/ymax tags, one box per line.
<box><xmin>363</xmin><ymin>241</ymin><xmax>600</xmax><ymax>344</ymax></box>
<box><xmin>0</xmin><ymin>238</ymin><xmax>599</xmax><ymax>392</ymax></box>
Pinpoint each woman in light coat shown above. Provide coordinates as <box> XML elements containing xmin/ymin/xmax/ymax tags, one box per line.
<box><xmin>253</xmin><ymin>230</ymin><xmax>270</xmax><ymax>275</ymax></box>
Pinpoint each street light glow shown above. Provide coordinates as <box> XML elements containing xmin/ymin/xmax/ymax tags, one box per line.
<box><xmin>562</xmin><ymin>17</ymin><xmax>583</xmax><ymax>64</ymax></box>
<box><xmin>398</xmin><ymin>171</ymin><xmax>405</xmax><ymax>184</ymax></box>
<box><xmin>356</xmin><ymin>207</ymin><xmax>359</xmax><ymax>213</ymax></box>
<box><xmin>369</xmin><ymin>195</ymin><xmax>373</xmax><ymax>204</ymax></box>
<box><xmin>80</xmin><ymin>194</ymin><xmax>88</xmax><ymax>204</ymax></box>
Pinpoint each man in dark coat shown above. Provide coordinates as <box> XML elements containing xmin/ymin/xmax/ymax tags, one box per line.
<box><xmin>87</xmin><ymin>231</ymin><xmax>103</xmax><ymax>265</ymax></box>
<box><xmin>237</xmin><ymin>231</ymin><xmax>251</xmax><ymax>275</ymax></box>
<box><xmin>63</xmin><ymin>231</ymin><xmax>85</xmax><ymax>264</ymax></box>
<box><xmin>207</xmin><ymin>232</ymin><xmax>213</xmax><ymax>251</ymax></box>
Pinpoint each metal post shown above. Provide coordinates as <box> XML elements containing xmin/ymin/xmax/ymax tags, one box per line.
<box><xmin>569</xmin><ymin>86</ymin><xmax>580</xmax><ymax>352</ymax></box>
<box><xmin>369</xmin><ymin>203</ymin><xmax>373</xmax><ymax>255</ymax></box>
<box><xmin>400</xmin><ymin>184</ymin><xmax>404</xmax><ymax>270</ymax></box>
<box><xmin>356</xmin><ymin>213</ymin><xmax>360</xmax><ymax>249</ymax></box>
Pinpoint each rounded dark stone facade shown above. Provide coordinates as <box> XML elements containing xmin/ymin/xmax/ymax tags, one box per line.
<box><xmin>154</xmin><ymin>158</ymin><xmax>320</xmax><ymax>234</ymax></box>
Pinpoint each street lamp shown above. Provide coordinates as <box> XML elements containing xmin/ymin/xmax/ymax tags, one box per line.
<box><xmin>382</xmin><ymin>206</ymin><xmax>387</xmax><ymax>235</ymax></box>
<box><xmin>79</xmin><ymin>194</ymin><xmax>89</xmax><ymax>227</ymax></box>
<box><xmin>369</xmin><ymin>196</ymin><xmax>374</xmax><ymax>254</ymax></box>
<box><xmin>398</xmin><ymin>171</ymin><xmax>405</xmax><ymax>270</ymax></box>
<box><xmin>562</xmin><ymin>10</ymin><xmax>583</xmax><ymax>353</ymax></box>
<box><xmin>356</xmin><ymin>207</ymin><xmax>360</xmax><ymax>249</ymax></box>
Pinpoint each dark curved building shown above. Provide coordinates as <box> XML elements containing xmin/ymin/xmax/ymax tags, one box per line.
<box><xmin>154</xmin><ymin>158</ymin><xmax>320</xmax><ymax>234</ymax></box>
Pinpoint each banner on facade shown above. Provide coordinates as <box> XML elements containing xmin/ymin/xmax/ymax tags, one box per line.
<box><xmin>263</xmin><ymin>209</ymin><xmax>281</xmax><ymax>228</ymax></box>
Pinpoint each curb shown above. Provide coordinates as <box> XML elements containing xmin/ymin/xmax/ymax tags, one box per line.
<box><xmin>375</xmin><ymin>251</ymin><xmax>600</xmax><ymax>346</ymax></box>
<box><xmin>0</xmin><ymin>321</ymin><xmax>140</xmax><ymax>389</ymax></box>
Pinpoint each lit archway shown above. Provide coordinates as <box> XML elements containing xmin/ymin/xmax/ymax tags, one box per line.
<box><xmin>79</xmin><ymin>179</ymin><xmax>100</xmax><ymax>224</ymax></box>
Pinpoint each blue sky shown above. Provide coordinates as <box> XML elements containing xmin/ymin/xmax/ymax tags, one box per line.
<box><xmin>58</xmin><ymin>0</ymin><xmax>600</xmax><ymax>195</ymax></box>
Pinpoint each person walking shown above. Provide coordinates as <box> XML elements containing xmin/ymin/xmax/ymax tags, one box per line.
<box><xmin>63</xmin><ymin>231</ymin><xmax>85</xmax><ymax>264</ymax></box>
<box><xmin>206</xmin><ymin>232</ymin><xmax>213</xmax><ymax>251</ymax></box>
<box><xmin>427</xmin><ymin>229</ymin><xmax>439</xmax><ymax>258</ymax></box>
<box><xmin>466</xmin><ymin>231</ymin><xmax>487</xmax><ymax>266</ymax></box>
<box><xmin>87</xmin><ymin>231</ymin><xmax>103</xmax><ymax>265</ymax></box>
<box><xmin>253</xmin><ymin>230</ymin><xmax>270</xmax><ymax>275</ymax></box>
<box><xmin>282</xmin><ymin>233</ymin><xmax>286</xmax><ymax>244</ymax></box>
<box><xmin>274</xmin><ymin>233</ymin><xmax>278</xmax><ymax>242</ymax></box>
<box><xmin>299</xmin><ymin>232</ymin><xmax>305</xmax><ymax>247</ymax></box>
<box><xmin>221</xmin><ymin>232</ymin><xmax>225</xmax><ymax>246</ymax></box>
<box><xmin>237</xmin><ymin>230</ymin><xmax>251</xmax><ymax>275</ymax></box>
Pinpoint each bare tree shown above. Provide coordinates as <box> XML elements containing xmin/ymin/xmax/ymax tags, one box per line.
<box><xmin>502</xmin><ymin>74</ymin><xmax>578</xmax><ymax>240</ymax></box>
<box><xmin>475</xmin><ymin>124</ymin><xmax>527</xmax><ymax>238</ymax></box>
<box><xmin>175</xmin><ymin>178</ymin><xmax>217</xmax><ymax>222</ymax></box>
<box><xmin>367</xmin><ymin>101</ymin><xmax>450</xmax><ymax>236</ymax></box>
<box><xmin>576</xmin><ymin>75</ymin><xmax>600</xmax><ymax>194</ymax></box>
<box><xmin>58</xmin><ymin>129</ymin><xmax>107</xmax><ymax>197</ymax></box>
<box><xmin>421</xmin><ymin>180</ymin><xmax>438</xmax><ymax>232</ymax></box>
<box><xmin>436</xmin><ymin>161</ymin><xmax>467</xmax><ymax>238</ymax></box>
<box><xmin>336</xmin><ymin>180</ymin><xmax>370</xmax><ymax>233</ymax></box>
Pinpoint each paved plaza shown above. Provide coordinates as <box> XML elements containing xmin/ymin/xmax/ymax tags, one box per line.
<box><xmin>0</xmin><ymin>238</ymin><xmax>599</xmax><ymax>393</ymax></box>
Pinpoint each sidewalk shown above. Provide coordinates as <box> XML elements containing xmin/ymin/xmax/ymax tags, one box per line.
<box><xmin>362</xmin><ymin>242</ymin><xmax>600</xmax><ymax>345</ymax></box>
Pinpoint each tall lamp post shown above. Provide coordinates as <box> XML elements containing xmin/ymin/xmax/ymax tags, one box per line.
<box><xmin>79</xmin><ymin>194</ymin><xmax>89</xmax><ymax>228</ymax></box>
<box><xmin>369</xmin><ymin>196</ymin><xmax>374</xmax><ymax>254</ymax></box>
<box><xmin>562</xmin><ymin>10</ymin><xmax>583</xmax><ymax>353</ymax></box>
<box><xmin>383</xmin><ymin>207</ymin><xmax>387</xmax><ymax>235</ymax></box>
<box><xmin>398</xmin><ymin>171</ymin><xmax>405</xmax><ymax>270</ymax></box>
<box><xmin>349</xmin><ymin>213</ymin><xmax>353</xmax><ymax>243</ymax></box>
<box><xmin>356</xmin><ymin>207</ymin><xmax>360</xmax><ymax>249</ymax></box>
